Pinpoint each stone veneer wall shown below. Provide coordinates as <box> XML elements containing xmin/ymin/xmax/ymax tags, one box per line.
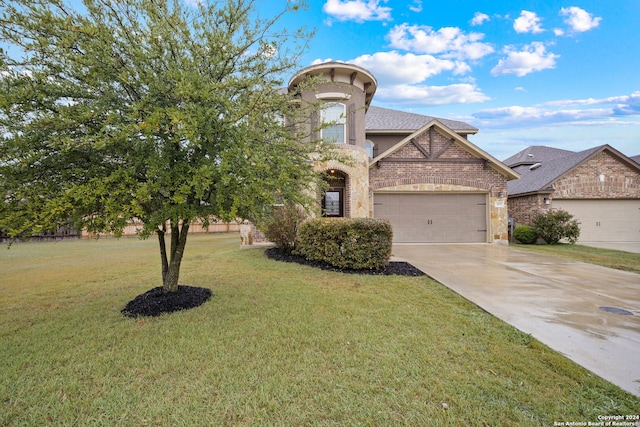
<box><xmin>550</xmin><ymin>151</ymin><xmax>640</xmax><ymax>199</ymax></box>
<box><xmin>315</xmin><ymin>144</ymin><xmax>370</xmax><ymax>218</ymax></box>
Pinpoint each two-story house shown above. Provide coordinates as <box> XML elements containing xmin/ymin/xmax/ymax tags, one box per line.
<box><xmin>247</xmin><ymin>62</ymin><xmax>519</xmax><ymax>245</ymax></box>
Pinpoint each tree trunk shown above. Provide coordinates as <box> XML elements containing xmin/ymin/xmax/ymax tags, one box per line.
<box><xmin>157</xmin><ymin>220</ymin><xmax>190</xmax><ymax>293</ymax></box>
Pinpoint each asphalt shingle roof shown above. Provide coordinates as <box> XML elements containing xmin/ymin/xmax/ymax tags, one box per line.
<box><xmin>503</xmin><ymin>146</ymin><xmax>576</xmax><ymax>167</ymax></box>
<box><xmin>632</xmin><ymin>154</ymin><xmax>640</xmax><ymax>164</ymax></box>
<box><xmin>507</xmin><ymin>146</ymin><xmax>605</xmax><ymax>196</ymax></box>
<box><xmin>365</xmin><ymin>106</ymin><xmax>478</xmax><ymax>133</ymax></box>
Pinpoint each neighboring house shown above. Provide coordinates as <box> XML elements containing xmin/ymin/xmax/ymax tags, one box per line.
<box><xmin>504</xmin><ymin>145</ymin><xmax>640</xmax><ymax>243</ymax></box>
<box><xmin>258</xmin><ymin>62</ymin><xmax>518</xmax><ymax>244</ymax></box>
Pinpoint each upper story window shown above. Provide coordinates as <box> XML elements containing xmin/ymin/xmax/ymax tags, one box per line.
<box><xmin>365</xmin><ymin>140</ymin><xmax>375</xmax><ymax>158</ymax></box>
<box><xmin>321</xmin><ymin>103</ymin><xmax>346</xmax><ymax>143</ymax></box>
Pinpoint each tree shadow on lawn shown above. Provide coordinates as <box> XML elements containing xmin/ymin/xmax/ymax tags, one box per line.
<box><xmin>121</xmin><ymin>248</ymin><xmax>424</xmax><ymax>318</ymax></box>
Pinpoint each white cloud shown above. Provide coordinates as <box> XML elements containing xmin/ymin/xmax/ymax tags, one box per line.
<box><xmin>513</xmin><ymin>10</ymin><xmax>544</xmax><ymax>34</ymax></box>
<box><xmin>312</xmin><ymin>57</ymin><xmax>337</xmax><ymax>65</ymax></box>
<box><xmin>0</xmin><ymin>67</ymin><xmax>33</xmax><ymax>79</ymax></box>
<box><xmin>343</xmin><ymin>51</ymin><xmax>487</xmax><ymax>105</ymax></box>
<box><xmin>543</xmin><ymin>95</ymin><xmax>629</xmax><ymax>107</ymax></box>
<box><xmin>387</xmin><ymin>24</ymin><xmax>494</xmax><ymax>61</ymax></box>
<box><xmin>470</xmin><ymin>12</ymin><xmax>489</xmax><ymax>26</ymax></box>
<box><xmin>409</xmin><ymin>0</ymin><xmax>422</xmax><ymax>13</ymax></box>
<box><xmin>376</xmin><ymin>83</ymin><xmax>489</xmax><ymax>105</ymax></box>
<box><xmin>543</xmin><ymin>92</ymin><xmax>640</xmax><ymax>116</ymax></box>
<box><xmin>322</xmin><ymin>0</ymin><xmax>392</xmax><ymax>23</ymax></box>
<box><xmin>560</xmin><ymin>7</ymin><xmax>602</xmax><ymax>33</ymax></box>
<box><xmin>472</xmin><ymin>91</ymin><xmax>640</xmax><ymax>129</ymax></box>
<box><xmin>491</xmin><ymin>42</ymin><xmax>559</xmax><ymax>77</ymax></box>
<box><xmin>613</xmin><ymin>91</ymin><xmax>640</xmax><ymax>115</ymax></box>
<box><xmin>475</xmin><ymin>105</ymin><xmax>607</xmax><ymax>121</ymax></box>
<box><xmin>350</xmin><ymin>51</ymin><xmax>469</xmax><ymax>86</ymax></box>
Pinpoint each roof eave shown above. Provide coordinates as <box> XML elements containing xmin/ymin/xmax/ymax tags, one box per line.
<box><xmin>507</xmin><ymin>188</ymin><xmax>554</xmax><ymax>198</ymax></box>
<box><xmin>366</xmin><ymin>128</ymin><xmax>479</xmax><ymax>135</ymax></box>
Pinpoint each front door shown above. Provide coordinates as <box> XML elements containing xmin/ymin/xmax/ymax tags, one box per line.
<box><xmin>323</xmin><ymin>188</ymin><xmax>344</xmax><ymax>217</ymax></box>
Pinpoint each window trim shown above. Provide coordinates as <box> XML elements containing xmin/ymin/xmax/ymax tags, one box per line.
<box><xmin>321</xmin><ymin>102</ymin><xmax>346</xmax><ymax>144</ymax></box>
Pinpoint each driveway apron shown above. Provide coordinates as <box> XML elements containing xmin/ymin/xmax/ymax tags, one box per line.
<box><xmin>392</xmin><ymin>244</ymin><xmax>640</xmax><ymax>397</ymax></box>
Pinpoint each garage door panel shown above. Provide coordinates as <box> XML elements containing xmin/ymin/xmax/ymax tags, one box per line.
<box><xmin>553</xmin><ymin>200</ymin><xmax>640</xmax><ymax>242</ymax></box>
<box><xmin>374</xmin><ymin>193</ymin><xmax>487</xmax><ymax>243</ymax></box>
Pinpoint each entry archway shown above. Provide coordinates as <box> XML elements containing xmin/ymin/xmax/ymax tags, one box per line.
<box><xmin>322</xmin><ymin>169</ymin><xmax>347</xmax><ymax>217</ymax></box>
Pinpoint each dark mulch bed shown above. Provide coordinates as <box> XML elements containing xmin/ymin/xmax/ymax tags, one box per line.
<box><xmin>265</xmin><ymin>247</ymin><xmax>425</xmax><ymax>276</ymax></box>
<box><xmin>122</xmin><ymin>285</ymin><xmax>212</xmax><ymax>318</ymax></box>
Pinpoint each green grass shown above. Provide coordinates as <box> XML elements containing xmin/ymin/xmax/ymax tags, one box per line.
<box><xmin>1</xmin><ymin>234</ymin><xmax>638</xmax><ymax>426</ymax></box>
<box><xmin>513</xmin><ymin>243</ymin><xmax>640</xmax><ymax>274</ymax></box>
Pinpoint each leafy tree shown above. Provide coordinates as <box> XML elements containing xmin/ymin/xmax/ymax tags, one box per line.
<box><xmin>0</xmin><ymin>0</ymin><xmax>329</xmax><ymax>293</ymax></box>
<box><xmin>532</xmin><ymin>210</ymin><xmax>581</xmax><ymax>245</ymax></box>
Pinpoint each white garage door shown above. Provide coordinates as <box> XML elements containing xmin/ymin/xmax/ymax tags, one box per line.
<box><xmin>553</xmin><ymin>200</ymin><xmax>640</xmax><ymax>242</ymax></box>
<box><xmin>374</xmin><ymin>193</ymin><xmax>487</xmax><ymax>243</ymax></box>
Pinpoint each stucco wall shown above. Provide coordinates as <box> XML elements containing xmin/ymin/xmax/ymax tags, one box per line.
<box><xmin>367</xmin><ymin>133</ymin><xmax>407</xmax><ymax>155</ymax></box>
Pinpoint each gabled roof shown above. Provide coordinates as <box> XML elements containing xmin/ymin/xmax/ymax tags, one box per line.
<box><xmin>365</xmin><ymin>106</ymin><xmax>478</xmax><ymax>134</ymax></box>
<box><xmin>507</xmin><ymin>144</ymin><xmax>640</xmax><ymax>196</ymax></box>
<box><xmin>370</xmin><ymin>119</ymin><xmax>519</xmax><ymax>180</ymax></box>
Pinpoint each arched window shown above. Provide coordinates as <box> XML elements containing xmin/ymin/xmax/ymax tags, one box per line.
<box><xmin>365</xmin><ymin>140</ymin><xmax>375</xmax><ymax>158</ymax></box>
<box><xmin>321</xmin><ymin>103</ymin><xmax>346</xmax><ymax>143</ymax></box>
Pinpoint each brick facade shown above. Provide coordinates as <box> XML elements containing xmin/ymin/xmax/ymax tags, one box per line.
<box><xmin>551</xmin><ymin>151</ymin><xmax>640</xmax><ymax>199</ymax></box>
<box><xmin>369</xmin><ymin>128</ymin><xmax>508</xmax><ymax>196</ymax></box>
<box><xmin>508</xmin><ymin>194</ymin><xmax>550</xmax><ymax>227</ymax></box>
<box><xmin>369</xmin><ymin>126</ymin><xmax>511</xmax><ymax>243</ymax></box>
<box><xmin>509</xmin><ymin>150</ymin><xmax>640</xmax><ymax>227</ymax></box>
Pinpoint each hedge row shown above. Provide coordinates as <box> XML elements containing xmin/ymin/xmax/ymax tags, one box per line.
<box><xmin>295</xmin><ymin>218</ymin><xmax>393</xmax><ymax>270</ymax></box>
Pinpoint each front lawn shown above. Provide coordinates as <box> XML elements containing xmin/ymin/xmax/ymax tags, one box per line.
<box><xmin>513</xmin><ymin>243</ymin><xmax>640</xmax><ymax>274</ymax></box>
<box><xmin>1</xmin><ymin>234</ymin><xmax>638</xmax><ymax>426</ymax></box>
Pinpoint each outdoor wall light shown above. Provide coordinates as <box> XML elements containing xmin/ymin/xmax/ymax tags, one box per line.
<box><xmin>544</xmin><ymin>198</ymin><xmax>551</xmax><ymax>205</ymax></box>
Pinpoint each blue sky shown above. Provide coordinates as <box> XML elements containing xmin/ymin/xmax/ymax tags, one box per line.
<box><xmin>270</xmin><ymin>0</ymin><xmax>640</xmax><ymax>160</ymax></box>
<box><xmin>8</xmin><ymin>0</ymin><xmax>638</xmax><ymax>160</ymax></box>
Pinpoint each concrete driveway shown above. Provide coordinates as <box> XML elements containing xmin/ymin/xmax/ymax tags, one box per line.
<box><xmin>392</xmin><ymin>244</ymin><xmax>640</xmax><ymax>397</ymax></box>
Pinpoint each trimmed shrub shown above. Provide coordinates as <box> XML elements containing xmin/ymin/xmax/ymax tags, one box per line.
<box><xmin>295</xmin><ymin>218</ymin><xmax>393</xmax><ymax>270</ymax></box>
<box><xmin>260</xmin><ymin>204</ymin><xmax>308</xmax><ymax>254</ymax></box>
<box><xmin>532</xmin><ymin>210</ymin><xmax>581</xmax><ymax>245</ymax></box>
<box><xmin>513</xmin><ymin>225</ymin><xmax>537</xmax><ymax>244</ymax></box>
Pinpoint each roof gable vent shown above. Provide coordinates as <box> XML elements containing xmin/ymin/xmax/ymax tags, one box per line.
<box><xmin>529</xmin><ymin>163</ymin><xmax>542</xmax><ymax>170</ymax></box>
